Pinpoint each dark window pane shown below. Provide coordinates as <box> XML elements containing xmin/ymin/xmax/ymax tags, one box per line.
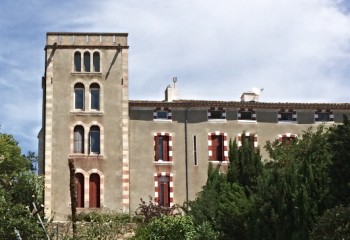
<box><xmin>75</xmin><ymin>173</ymin><xmax>84</xmax><ymax>208</ymax></box>
<box><xmin>210</xmin><ymin>110</ymin><xmax>223</xmax><ymax>119</ymax></box>
<box><xmin>280</xmin><ymin>112</ymin><xmax>293</xmax><ymax>121</ymax></box>
<box><xmin>93</xmin><ymin>52</ymin><xmax>100</xmax><ymax>72</ymax></box>
<box><xmin>91</xmin><ymin>89</ymin><xmax>100</xmax><ymax>110</ymax></box>
<box><xmin>240</xmin><ymin>111</ymin><xmax>252</xmax><ymax>120</ymax></box>
<box><xmin>90</xmin><ymin>126</ymin><xmax>100</xmax><ymax>154</ymax></box>
<box><xmin>157</xmin><ymin>111</ymin><xmax>168</xmax><ymax>119</ymax></box>
<box><xmin>318</xmin><ymin>113</ymin><xmax>330</xmax><ymax>121</ymax></box>
<box><xmin>75</xmin><ymin>88</ymin><xmax>84</xmax><ymax>109</ymax></box>
<box><xmin>74</xmin><ymin>52</ymin><xmax>81</xmax><ymax>72</ymax></box>
<box><xmin>84</xmin><ymin>52</ymin><xmax>90</xmax><ymax>72</ymax></box>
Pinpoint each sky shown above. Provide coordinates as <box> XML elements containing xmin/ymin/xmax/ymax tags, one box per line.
<box><xmin>1</xmin><ymin>0</ymin><xmax>350</xmax><ymax>154</ymax></box>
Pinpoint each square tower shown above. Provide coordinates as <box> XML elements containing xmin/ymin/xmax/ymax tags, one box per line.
<box><xmin>39</xmin><ymin>33</ymin><xmax>129</xmax><ymax>220</ymax></box>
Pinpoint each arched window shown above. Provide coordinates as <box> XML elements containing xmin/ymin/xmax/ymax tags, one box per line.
<box><xmin>73</xmin><ymin>126</ymin><xmax>84</xmax><ymax>153</ymax></box>
<box><xmin>75</xmin><ymin>173</ymin><xmax>84</xmax><ymax>208</ymax></box>
<box><xmin>89</xmin><ymin>173</ymin><xmax>100</xmax><ymax>208</ymax></box>
<box><xmin>93</xmin><ymin>52</ymin><xmax>100</xmax><ymax>72</ymax></box>
<box><xmin>84</xmin><ymin>52</ymin><xmax>90</xmax><ymax>72</ymax></box>
<box><xmin>74</xmin><ymin>83</ymin><xmax>84</xmax><ymax>110</ymax></box>
<box><xmin>90</xmin><ymin>83</ymin><xmax>100</xmax><ymax>110</ymax></box>
<box><xmin>89</xmin><ymin>126</ymin><xmax>100</xmax><ymax>154</ymax></box>
<box><xmin>74</xmin><ymin>52</ymin><xmax>81</xmax><ymax>72</ymax></box>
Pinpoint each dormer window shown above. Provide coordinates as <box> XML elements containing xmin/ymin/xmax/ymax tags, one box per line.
<box><xmin>238</xmin><ymin>108</ymin><xmax>256</xmax><ymax>122</ymax></box>
<box><xmin>154</xmin><ymin>107</ymin><xmax>172</xmax><ymax>121</ymax></box>
<box><xmin>278</xmin><ymin>109</ymin><xmax>297</xmax><ymax>122</ymax></box>
<box><xmin>208</xmin><ymin>107</ymin><xmax>226</xmax><ymax>121</ymax></box>
<box><xmin>315</xmin><ymin>110</ymin><xmax>333</xmax><ymax>123</ymax></box>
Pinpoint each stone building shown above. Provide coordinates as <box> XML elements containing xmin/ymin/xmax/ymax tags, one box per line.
<box><xmin>39</xmin><ymin>32</ymin><xmax>350</xmax><ymax>221</ymax></box>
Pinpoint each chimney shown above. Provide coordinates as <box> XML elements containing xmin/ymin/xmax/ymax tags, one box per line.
<box><xmin>241</xmin><ymin>88</ymin><xmax>263</xmax><ymax>102</ymax></box>
<box><xmin>165</xmin><ymin>77</ymin><xmax>179</xmax><ymax>102</ymax></box>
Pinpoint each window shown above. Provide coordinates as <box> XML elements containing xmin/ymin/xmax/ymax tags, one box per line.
<box><xmin>238</xmin><ymin>108</ymin><xmax>256</xmax><ymax>121</ymax></box>
<box><xmin>157</xmin><ymin>175</ymin><xmax>170</xmax><ymax>207</ymax></box>
<box><xmin>84</xmin><ymin>52</ymin><xmax>91</xmax><ymax>72</ymax></box>
<box><xmin>241</xmin><ymin>111</ymin><xmax>252</xmax><ymax>120</ymax></box>
<box><xmin>155</xmin><ymin>135</ymin><xmax>169</xmax><ymax>161</ymax></box>
<box><xmin>238</xmin><ymin>133</ymin><xmax>257</xmax><ymax>148</ymax></box>
<box><xmin>74</xmin><ymin>83</ymin><xmax>85</xmax><ymax>110</ymax></box>
<box><xmin>89</xmin><ymin>126</ymin><xmax>100</xmax><ymax>154</ymax></box>
<box><xmin>208</xmin><ymin>108</ymin><xmax>226</xmax><ymax>120</ymax></box>
<box><xmin>73</xmin><ymin>126</ymin><xmax>84</xmax><ymax>153</ymax></box>
<box><xmin>89</xmin><ymin>173</ymin><xmax>100</xmax><ymax>208</ymax></box>
<box><xmin>156</xmin><ymin>111</ymin><xmax>168</xmax><ymax>119</ymax></box>
<box><xmin>153</xmin><ymin>108</ymin><xmax>172</xmax><ymax>120</ymax></box>
<box><xmin>75</xmin><ymin>173</ymin><xmax>84</xmax><ymax>208</ymax></box>
<box><xmin>280</xmin><ymin>112</ymin><xmax>293</xmax><ymax>121</ymax></box>
<box><xmin>93</xmin><ymin>52</ymin><xmax>100</xmax><ymax>72</ymax></box>
<box><xmin>90</xmin><ymin>83</ymin><xmax>100</xmax><ymax>110</ymax></box>
<box><xmin>193</xmin><ymin>135</ymin><xmax>198</xmax><ymax>166</ymax></box>
<box><xmin>74</xmin><ymin>52</ymin><xmax>81</xmax><ymax>72</ymax></box>
<box><xmin>315</xmin><ymin>110</ymin><xmax>333</xmax><ymax>122</ymax></box>
<box><xmin>279</xmin><ymin>133</ymin><xmax>297</xmax><ymax>144</ymax></box>
<box><xmin>278</xmin><ymin>109</ymin><xmax>296</xmax><ymax>122</ymax></box>
<box><xmin>208</xmin><ymin>132</ymin><xmax>228</xmax><ymax>161</ymax></box>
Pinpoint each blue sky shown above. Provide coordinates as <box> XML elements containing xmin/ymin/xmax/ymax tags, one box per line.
<box><xmin>1</xmin><ymin>0</ymin><xmax>350</xmax><ymax>154</ymax></box>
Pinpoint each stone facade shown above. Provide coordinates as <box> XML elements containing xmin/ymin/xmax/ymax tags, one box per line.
<box><xmin>39</xmin><ymin>32</ymin><xmax>350</xmax><ymax>220</ymax></box>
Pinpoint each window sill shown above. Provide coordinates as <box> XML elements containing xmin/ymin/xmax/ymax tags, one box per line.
<box><xmin>71</xmin><ymin>72</ymin><xmax>102</xmax><ymax>76</ymax></box>
<box><xmin>153</xmin><ymin>119</ymin><xmax>172</xmax><ymax>122</ymax></box>
<box><xmin>208</xmin><ymin>119</ymin><xmax>227</xmax><ymax>123</ymax></box>
<box><xmin>209</xmin><ymin>161</ymin><xmax>229</xmax><ymax>165</ymax></box>
<box><xmin>238</xmin><ymin>120</ymin><xmax>257</xmax><ymax>124</ymax></box>
<box><xmin>153</xmin><ymin>161</ymin><xmax>173</xmax><ymax>165</ymax></box>
<box><xmin>278</xmin><ymin>121</ymin><xmax>297</xmax><ymax>124</ymax></box>
<box><xmin>71</xmin><ymin>111</ymin><xmax>103</xmax><ymax>116</ymax></box>
<box><xmin>314</xmin><ymin>121</ymin><xmax>334</xmax><ymax>124</ymax></box>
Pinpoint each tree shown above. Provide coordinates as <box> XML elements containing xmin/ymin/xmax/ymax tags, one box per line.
<box><xmin>328</xmin><ymin>116</ymin><xmax>350</xmax><ymax>207</ymax></box>
<box><xmin>0</xmin><ymin>130</ymin><xmax>44</xmax><ymax>239</ymax></box>
<box><xmin>310</xmin><ymin>205</ymin><xmax>350</xmax><ymax>240</ymax></box>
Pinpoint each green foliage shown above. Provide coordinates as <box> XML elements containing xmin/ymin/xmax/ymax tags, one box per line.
<box><xmin>135</xmin><ymin>196</ymin><xmax>181</xmax><ymax>223</ymax></box>
<box><xmin>75</xmin><ymin>212</ymin><xmax>132</xmax><ymax>240</ymax></box>
<box><xmin>328</xmin><ymin>116</ymin><xmax>350</xmax><ymax>207</ymax></box>
<box><xmin>0</xmin><ymin>130</ymin><xmax>45</xmax><ymax>239</ymax></box>
<box><xmin>133</xmin><ymin>215</ymin><xmax>218</xmax><ymax>240</ymax></box>
<box><xmin>310</xmin><ymin>205</ymin><xmax>350</xmax><ymax>240</ymax></box>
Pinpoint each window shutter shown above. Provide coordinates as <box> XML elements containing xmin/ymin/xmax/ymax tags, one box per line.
<box><xmin>89</xmin><ymin>174</ymin><xmax>100</xmax><ymax>208</ymax></box>
<box><xmin>76</xmin><ymin>173</ymin><xmax>84</xmax><ymax>208</ymax></box>
<box><xmin>163</xmin><ymin>137</ymin><xmax>169</xmax><ymax>161</ymax></box>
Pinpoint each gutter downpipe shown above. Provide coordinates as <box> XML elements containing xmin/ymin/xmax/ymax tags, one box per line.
<box><xmin>185</xmin><ymin>108</ymin><xmax>189</xmax><ymax>209</ymax></box>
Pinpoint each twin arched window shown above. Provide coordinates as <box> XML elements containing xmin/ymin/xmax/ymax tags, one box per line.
<box><xmin>74</xmin><ymin>83</ymin><xmax>100</xmax><ymax>111</ymax></box>
<box><xmin>73</xmin><ymin>125</ymin><xmax>100</xmax><ymax>154</ymax></box>
<box><xmin>75</xmin><ymin>172</ymin><xmax>101</xmax><ymax>208</ymax></box>
<box><xmin>74</xmin><ymin>51</ymin><xmax>100</xmax><ymax>72</ymax></box>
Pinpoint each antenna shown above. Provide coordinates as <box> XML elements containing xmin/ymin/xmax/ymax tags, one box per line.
<box><xmin>252</xmin><ymin>87</ymin><xmax>264</xmax><ymax>95</ymax></box>
<box><xmin>173</xmin><ymin>77</ymin><xmax>177</xmax><ymax>88</ymax></box>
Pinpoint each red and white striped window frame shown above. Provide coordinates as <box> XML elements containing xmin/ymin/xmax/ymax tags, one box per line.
<box><xmin>153</xmin><ymin>107</ymin><xmax>172</xmax><ymax>120</ymax></box>
<box><xmin>315</xmin><ymin>109</ymin><xmax>334</xmax><ymax>122</ymax></box>
<box><xmin>278</xmin><ymin>133</ymin><xmax>298</xmax><ymax>144</ymax></box>
<box><xmin>278</xmin><ymin>109</ymin><xmax>297</xmax><ymax>122</ymax></box>
<box><xmin>154</xmin><ymin>172</ymin><xmax>174</xmax><ymax>207</ymax></box>
<box><xmin>237</xmin><ymin>132</ymin><xmax>258</xmax><ymax>148</ymax></box>
<box><xmin>154</xmin><ymin>132</ymin><xmax>173</xmax><ymax>162</ymax></box>
<box><xmin>208</xmin><ymin>131</ymin><xmax>228</xmax><ymax>161</ymax></box>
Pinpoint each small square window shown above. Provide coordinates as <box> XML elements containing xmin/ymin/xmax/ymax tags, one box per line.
<box><xmin>240</xmin><ymin>111</ymin><xmax>252</xmax><ymax>120</ymax></box>
<box><xmin>280</xmin><ymin>112</ymin><xmax>293</xmax><ymax>121</ymax></box>
<box><xmin>317</xmin><ymin>112</ymin><xmax>330</xmax><ymax>122</ymax></box>
<box><xmin>157</xmin><ymin>111</ymin><xmax>168</xmax><ymax>119</ymax></box>
<box><xmin>209</xmin><ymin>110</ymin><xmax>223</xmax><ymax>119</ymax></box>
